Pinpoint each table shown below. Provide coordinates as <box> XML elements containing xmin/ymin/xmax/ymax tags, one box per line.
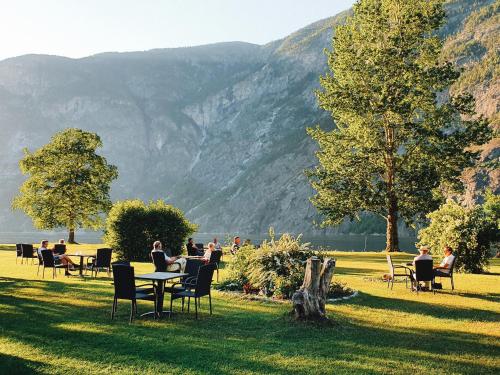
<box><xmin>67</xmin><ymin>253</ymin><xmax>96</xmax><ymax>276</ymax></box>
<box><xmin>135</xmin><ymin>272</ymin><xmax>188</xmax><ymax>318</ymax></box>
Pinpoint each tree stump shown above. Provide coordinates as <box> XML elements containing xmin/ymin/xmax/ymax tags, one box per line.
<box><xmin>292</xmin><ymin>256</ymin><xmax>336</xmax><ymax>321</ymax></box>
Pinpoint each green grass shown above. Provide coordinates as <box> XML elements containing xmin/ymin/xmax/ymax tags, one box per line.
<box><xmin>1</xmin><ymin>244</ymin><xmax>499</xmax><ymax>374</ymax></box>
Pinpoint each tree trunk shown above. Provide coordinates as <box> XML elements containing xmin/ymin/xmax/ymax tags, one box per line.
<box><xmin>68</xmin><ymin>228</ymin><xmax>76</xmax><ymax>244</ymax></box>
<box><xmin>292</xmin><ymin>257</ymin><xmax>336</xmax><ymax>321</ymax></box>
<box><xmin>385</xmin><ymin>195</ymin><xmax>399</xmax><ymax>252</ymax></box>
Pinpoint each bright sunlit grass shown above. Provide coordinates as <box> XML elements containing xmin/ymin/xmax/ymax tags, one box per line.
<box><xmin>0</xmin><ymin>245</ymin><xmax>499</xmax><ymax>374</ymax></box>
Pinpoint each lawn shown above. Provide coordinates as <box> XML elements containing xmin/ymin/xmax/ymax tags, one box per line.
<box><xmin>0</xmin><ymin>244</ymin><xmax>499</xmax><ymax>374</ymax></box>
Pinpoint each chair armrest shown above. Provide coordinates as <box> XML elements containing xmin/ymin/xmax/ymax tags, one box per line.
<box><xmin>136</xmin><ymin>283</ymin><xmax>155</xmax><ymax>288</ymax></box>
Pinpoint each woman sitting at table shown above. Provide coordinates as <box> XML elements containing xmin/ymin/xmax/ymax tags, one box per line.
<box><xmin>202</xmin><ymin>242</ymin><xmax>216</xmax><ymax>263</ymax></box>
<box><xmin>151</xmin><ymin>241</ymin><xmax>186</xmax><ymax>272</ymax></box>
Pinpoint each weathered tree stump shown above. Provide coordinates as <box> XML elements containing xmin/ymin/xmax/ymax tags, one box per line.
<box><xmin>292</xmin><ymin>256</ymin><xmax>336</xmax><ymax>321</ymax></box>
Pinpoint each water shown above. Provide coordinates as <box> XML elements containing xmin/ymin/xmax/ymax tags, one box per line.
<box><xmin>0</xmin><ymin>231</ymin><xmax>418</xmax><ymax>252</ymax></box>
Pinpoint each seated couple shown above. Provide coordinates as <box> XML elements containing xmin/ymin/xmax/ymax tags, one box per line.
<box><xmin>37</xmin><ymin>239</ymin><xmax>76</xmax><ymax>276</ymax></box>
<box><xmin>412</xmin><ymin>245</ymin><xmax>455</xmax><ymax>290</ymax></box>
<box><xmin>152</xmin><ymin>241</ymin><xmax>216</xmax><ymax>272</ymax></box>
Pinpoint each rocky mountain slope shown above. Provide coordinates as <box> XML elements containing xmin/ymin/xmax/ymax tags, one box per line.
<box><xmin>0</xmin><ymin>0</ymin><xmax>497</xmax><ymax>235</ymax></box>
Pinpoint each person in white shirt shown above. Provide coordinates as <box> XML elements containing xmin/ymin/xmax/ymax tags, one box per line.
<box><xmin>213</xmin><ymin>238</ymin><xmax>222</xmax><ymax>252</ymax></box>
<box><xmin>434</xmin><ymin>246</ymin><xmax>455</xmax><ymax>277</ymax></box>
<box><xmin>202</xmin><ymin>242</ymin><xmax>216</xmax><ymax>263</ymax></box>
<box><xmin>151</xmin><ymin>241</ymin><xmax>186</xmax><ymax>272</ymax></box>
<box><xmin>37</xmin><ymin>239</ymin><xmax>76</xmax><ymax>275</ymax></box>
<box><xmin>412</xmin><ymin>246</ymin><xmax>433</xmax><ymax>289</ymax></box>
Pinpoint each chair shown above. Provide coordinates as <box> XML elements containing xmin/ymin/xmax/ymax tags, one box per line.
<box><xmin>21</xmin><ymin>244</ymin><xmax>36</xmax><ymax>265</ymax></box>
<box><xmin>152</xmin><ymin>251</ymin><xmax>168</xmax><ymax>272</ymax></box>
<box><xmin>15</xmin><ymin>244</ymin><xmax>22</xmax><ymax>263</ymax></box>
<box><xmin>435</xmin><ymin>255</ymin><xmax>457</xmax><ymax>290</ymax></box>
<box><xmin>87</xmin><ymin>248</ymin><xmax>113</xmax><ymax>277</ymax></box>
<box><xmin>386</xmin><ymin>255</ymin><xmax>411</xmax><ymax>289</ymax></box>
<box><xmin>169</xmin><ymin>263</ymin><xmax>216</xmax><ymax>319</ymax></box>
<box><xmin>53</xmin><ymin>244</ymin><xmax>66</xmax><ymax>254</ymax></box>
<box><xmin>187</xmin><ymin>244</ymin><xmax>198</xmax><ymax>256</ymax></box>
<box><xmin>413</xmin><ymin>259</ymin><xmax>435</xmax><ymax>294</ymax></box>
<box><xmin>111</xmin><ymin>265</ymin><xmax>157</xmax><ymax>323</ymax></box>
<box><xmin>40</xmin><ymin>249</ymin><xmax>68</xmax><ymax>279</ymax></box>
<box><xmin>208</xmin><ymin>250</ymin><xmax>223</xmax><ymax>281</ymax></box>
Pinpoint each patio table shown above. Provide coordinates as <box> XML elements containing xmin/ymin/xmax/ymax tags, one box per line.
<box><xmin>67</xmin><ymin>253</ymin><xmax>96</xmax><ymax>276</ymax></box>
<box><xmin>135</xmin><ymin>272</ymin><xmax>188</xmax><ymax>318</ymax></box>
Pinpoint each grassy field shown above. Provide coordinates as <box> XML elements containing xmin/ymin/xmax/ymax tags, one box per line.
<box><xmin>0</xmin><ymin>244</ymin><xmax>499</xmax><ymax>374</ymax></box>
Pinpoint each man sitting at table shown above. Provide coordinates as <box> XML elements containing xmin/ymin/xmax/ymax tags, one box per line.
<box><xmin>412</xmin><ymin>246</ymin><xmax>433</xmax><ymax>291</ymax></box>
<box><xmin>434</xmin><ymin>245</ymin><xmax>455</xmax><ymax>277</ymax></box>
<box><xmin>151</xmin><ymin>241</ymin><xmax>186</xmax><ymax>272</ymax></box>
<box><xmin>38</xmin><ymin>239</ymin><xmax>76</xmax><ymax>276</ymax></box>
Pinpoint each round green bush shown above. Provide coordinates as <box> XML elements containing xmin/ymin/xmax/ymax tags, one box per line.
<box><xmin>104</xmin><ymin>199</ymin><xmax>196</xmax><ymax>261</ymax></box>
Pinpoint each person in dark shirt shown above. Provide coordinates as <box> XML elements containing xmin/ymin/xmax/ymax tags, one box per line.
<box><xmin>186</xmin><ymin>238</ymin><xmax>203</xmax><ymax>256</ymax></box>
<box><xmin>230</xmin><ymin>236</ymin><xmax>241</xmax><ymax>255</ymax></box>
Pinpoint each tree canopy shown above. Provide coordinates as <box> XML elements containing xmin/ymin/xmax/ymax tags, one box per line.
<box><xmin>308</xmin><ymin>0</ymin><xmax>492</xmax><ymax>251</ymax></box>
<box><xmin>12</xmin><ymin>128</ymin><xmax>118</xmax><ymax>242</ymax></box>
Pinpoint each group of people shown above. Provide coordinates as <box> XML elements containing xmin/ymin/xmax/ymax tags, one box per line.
<box><xmin>37</xmin><ymin>239</ymin><xmax>77</xmax><ymax>275</ymax></box>
<box><xmin>411</xmin><ymin>245</ymin><xmax>456</xmax><ymax>291</ymax></box>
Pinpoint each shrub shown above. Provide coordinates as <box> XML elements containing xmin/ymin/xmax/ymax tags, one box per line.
<box><xmin>327</xmin><ymin>281</ymin><xmax>355</xmax><ymax>299</ymax></box>
<box><xmin>223</xmin><ymin>230</ymin><xmax>326</xmax><ymax>299</ymax></box>
<box><xmin>418</xmin><ymin>197</ymin><xmax>499</xmax><ymax>273</ymax></box>
<box><xmin>104</xmin><ymin>199</ymin><xmax>196</xmax><ymax>261</ymax></box>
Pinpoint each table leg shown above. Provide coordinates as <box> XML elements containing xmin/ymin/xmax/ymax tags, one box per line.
<box><xmin>79</xmin><ymin>256</ymin><xmax>84</xmax><ymax>276</ymax></box>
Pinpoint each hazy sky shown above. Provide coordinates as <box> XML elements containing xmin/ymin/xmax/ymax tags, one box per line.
<box><xmin>0</xmin><ymin>0</ymin><xmax>355</xmax><ymax>61</ymax></box>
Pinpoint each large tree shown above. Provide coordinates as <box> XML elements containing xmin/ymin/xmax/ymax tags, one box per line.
<box><xmin>308</xmin><ymin>0</ymin><xmax>491</xmax><ymax>251</ymax></box>
<box><xmin>13</xmin><ymin>128</ymin><xmax>118</xmax><ymax>243</ymax></box>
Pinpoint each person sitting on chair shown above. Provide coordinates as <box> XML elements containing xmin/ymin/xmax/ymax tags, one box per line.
<box><xmin>151</xmin><ymin>241</ymin><xmax>186</xmax><ymax>272</ymax></box>
<box><xmin>230</xmin><ymin>236</ymin><xmax>241</xmax><ymax>255</ymax></box>
<box><xmin>186</xmin><ymin>238</ymin><xmax>203</xmax><ymax>256</ymax></box>
<box><xmin>38</xmin><ymin>240</ymin><xmax>76</xmax><ymax>275</ymax></box>
<box><xmin>412</xmin><ymin>246</ymin><xmax>433</xmax><ymax>291</ymax></box>
<box><xmin>213</xmin><ymin>238</ymin><xmax>222</xmax><ymax>251</ymax></box>
<box><xmin>434</xmin><ymin>245</ymin><xmax>455</xmax><ymax>277</ymax></box>
<box><xmin>202</xmin><ymin>242</ymin><xmax>216</xmax><ymax>263</ymax></box>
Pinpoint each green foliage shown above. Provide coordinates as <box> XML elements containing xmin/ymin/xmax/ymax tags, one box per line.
<box><xmin>12</xmin><ymin>128</ymin><xmax>118</xmax><ymax>242</ymax></box>
<box><xmin>104</xmin><ymin>199</ymin><xmax>196</xmax><ymax>261</ymax></box>
<box><xmin>418</xmin><ymin>195</ymin><xmax>499</xmax><ymax>273</ymax></box>
<box><xmin>224</xmin><ymin>230</ymin><xmax>323</xmax><ymax>299</ymax></box>
<box><xmin>308</xmin><ymin>0</ymin><xmax>492</xmax><ymax>251</ymax></box>
<box><xmin>327</xmin><ymin>280</ymin><xmax>355</xmax><ymax>299</ymax></box>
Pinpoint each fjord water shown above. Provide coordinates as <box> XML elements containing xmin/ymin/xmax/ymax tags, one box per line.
<box><xmin>0</xmin><ymin>232</ymin><xmax>418</xmax><ymax>252</ymax></box>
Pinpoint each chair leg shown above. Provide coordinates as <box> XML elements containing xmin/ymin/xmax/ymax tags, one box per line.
<box><xmin>187</xmin><ymin>297</ymin><xmax>190</xmax><ymax>313</ymax></box>
<box><xmin>209</xmin><ymin>293</ymin><xmax>212</xmax><ymax>315</ymax></box>
<box><xmin>451</xmin><ymin>277</ymin><xmax>454</xmax><ymax>291</ymax></box>
<box><xmin>111</xmin><ymin>297</ymin><xmax>117</xmax><ymax>319</ymax></box>
<box><xmin>130</xmin><ymin>301</ymin><xmax>135</xmax><ymax>323</ymax></box>
<box><xmin>390</xmin><ymin>278</ymin><xmax>394</xmax><ymax>290</ymax></box>
<box><xmin>181</xmin><ymin>297</ymin><xmax>185</xmax><ymax>312</ymax></box>
<box><xmin>53</xmin><ymin>268</ymin><xmax>56</xmax><ymax>279</ymax></box>
<box><xmin>195</xmin><ymin>297</ymin><xmax>198</xmax><ymax>319</ymax></box>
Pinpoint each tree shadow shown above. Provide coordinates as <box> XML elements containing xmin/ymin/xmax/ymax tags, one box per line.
<box><xmin>0</xmin><ymin>353</ymin><xmax>46</xmax><ymax>374</ymax></box>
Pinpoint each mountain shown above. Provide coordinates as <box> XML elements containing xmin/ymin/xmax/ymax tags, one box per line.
<box><xmin>0</xmin><ymin>0</ymin><xmax>497</xmax><ymax>236</ymax></box>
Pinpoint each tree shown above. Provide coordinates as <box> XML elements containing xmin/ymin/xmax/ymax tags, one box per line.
<box><xmin>308</xmin><ymin>0</ymin><xmax>492</xmax><ymax>251</ymax></box>
<box><xmin>104</xmin><ymin>199</ymin><xmax>197</xmax><ymax>261</ymax></box>
<box><xmin>12</xmin><ymin>128</ymin><xmax>118</xmax><ymax>243</ymax></box>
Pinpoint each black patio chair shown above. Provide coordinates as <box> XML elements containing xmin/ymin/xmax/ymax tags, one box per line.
<box><xmin>208</xmin><ymin>250</ymin><xmax>223</xmax><ymax>282</ymax></box>
<box><xmin>169</xmin><ymin>263</ymin><xmax>216</xmax><ymax>319</ymax></box>
<box><xmin>53</xmin><ymin>244</ymin><xmax>66</xmax><ymax>254</ymax></box>
<box><xmin>413</xmin><ymin>259</ymin><xmax>435</xmax><ymax>294</ymax></box>
<box><xmin>21</xmin><ymin>244</ymin><xmax>36</xmax><ymax>265</ymax></box>
<box><xmin>15</xmin><ymin>244</ymin><xmax>22</xmax><ymax>263</ymax></box>
<box><xmin>434</xmin><ymin>255</ymin><xmax>457</xmax><ymax>291</ymax></box>
<box><xmin>87</xmin><ymin>248</ymin><xmax>113</xmax><ymax>277</ymax></box>
<box><xmin>151</xmin><ymin>251</ymin><xmax>168</xmax><ymax>272</ymax></box>
<box><xmin>40</xmin><ymin>249</ymin><xmax>68</xmax><ymax>279</ymax></box>
<box><xmin>111</xmin><ymin>264</ymin><xmax>157</xmax><ymax>323</ymax></box>
<box><xmin>386</xmin><ymin>254</ymin><xmax>411</xmax><ymax>289</ymax></box>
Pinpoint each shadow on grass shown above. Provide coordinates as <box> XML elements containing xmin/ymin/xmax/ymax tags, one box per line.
<box><xmin>1</xmin><ymin>282</ymin><xmax>499</xmax><ymax>374</ymax></box>
<box><xmin>0</xmin><ymin>353</ymin><xmax>45</xmax><ymax>375</ymax></box>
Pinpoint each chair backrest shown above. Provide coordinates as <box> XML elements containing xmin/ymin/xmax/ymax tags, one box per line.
<box><xmin>111</xmin><ymin>261</ymin><xmax>130</xmax><ymax>267</ymax></box>
<box><xmin>414</xmin><ymin>260</ymin><xmax>434</xmax><ymax>282</ymax></box>
<box><xmin>112</xmin><ymin>265</ymin><xmax>136</xmax><ymax>300</ymax></box>
<box><xmin>95</xmin><ymin>248</ymin><xmax>112</xmax><ymax>267</ymax></box>
<box><xmin>209</xmin><ymin>250</ymin><xmax>222</xmax><ymax>265</ymax></box>
<box><xmin>21</xmin><ymin>244</ymin><xmax>34</xmax><ymax>258</ymax></box>
<box><xmin>53</xmin><ymin>244</ymin><xmax>66</xmax><ymax>254</ymax></box>
<box><xmin>184</xmin><ymin>258</ymin><xmax>204</xmax><ymax>280</ymax></box>
<box><xmin>195</xmin><ymin>243</ymin><xmax>204</xmax><ymax>251</ymax></box>
<box><xmin>164</xmin><ymin>248</ymin><xmax>172</xmax><ymax>257</ymax></box>
<box><xmin>449</xmin><ymin>254</ymin><xmax>457</xmax><ymax>276</ymax></box>
<box><xmin>40</xmin><ymin>249</ymin><xmax>55</xmax><ymax>268</ymax></box>
<box><xmin>152</xmin><ymin>251</ymin><xmax>167</xmax><ymax>272</ymax></box>
<box><xmin>16</xmin><ymin>244</ymin><xmax>22</xmax><ymax>256</ymax></box>
<box><xmin>194</xmin><ymin>263</ymin><xmax>216</xmax><ymax>297</ymax></box>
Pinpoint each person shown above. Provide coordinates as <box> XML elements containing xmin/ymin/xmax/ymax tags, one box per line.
<box><xmin>434</xmin><ymin>245</ymin><xmax>455</xmax><ymax>277</ymax></box>
<box><xmin>59</xmin><ymin>239</ymin><xmax>65</xmax><ymax>244</ymax></box>
<box><xmin>412</xmin><ymin>246</ymin><xmax>433</xmax><ymax>290</ymax></box>
<box><xmin>186</xmin><ymin>238</ymin><xmax>202</xmax><ymax>256</ymax></box>
<box><xmin>201</xmin><ymin>242</ymin><xmax>216</xmax><ymax>264</ymax></box>
<box><xmin>230</xmin><ymin>236</ymin><xmax>241</xmax><ymax>255</ymax></box>
<box><xmin>151</xmin><ymin>241</ymin><xmax>186</xmax><ymax>272</ymax></box>
<box><xmin>213</xmin><ymin>238</ymin><xmax>222</xmax><ymax>252</ymax></box>
<box><xmin>38</xmin><ymin>239</ymin><xmax>76</xmax><ymax>275</ymax></box>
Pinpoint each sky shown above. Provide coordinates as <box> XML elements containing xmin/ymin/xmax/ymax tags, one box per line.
<box><xmin>0</xmin><ymin>0</ymin><xmax>355</xmax><ymax>61</ymax></box>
